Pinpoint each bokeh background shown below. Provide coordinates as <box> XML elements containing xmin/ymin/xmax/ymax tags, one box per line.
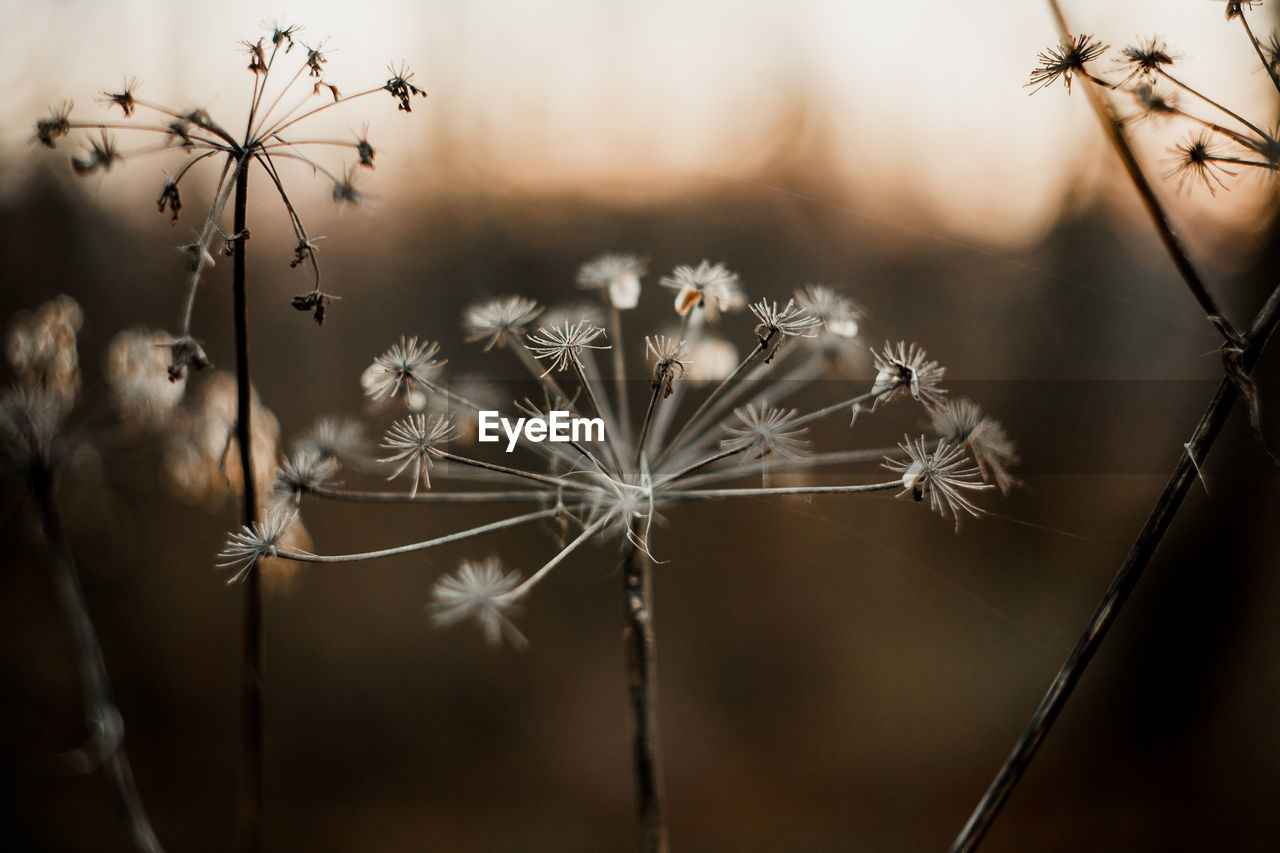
<box><xmin>2</xmin><ymin>0</ymin><xmax>1279</xmax><ymax>850</ymax></box>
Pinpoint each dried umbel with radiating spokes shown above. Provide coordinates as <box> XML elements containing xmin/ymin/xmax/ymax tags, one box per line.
<box><xmin>1026</xmin><ymin>8</ymin><xmax>1280</xmax><ymax>195</ymax></box>
<box><xmin>36</xmin><ymin>22</ymin><xmax>427</xmax><ymax>374</ymax></box>
<box><xmin>203</xmin><ymin>251</ymin><xmax>1014</xmax><ymax>851</ymax></box>
<box><xmin>225</xmin><ymin>252</ymin><xmax>1015</xmax><ymax>644</ymax></box>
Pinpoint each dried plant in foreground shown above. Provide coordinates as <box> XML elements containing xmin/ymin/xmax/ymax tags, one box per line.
<box><xmin>949</xmin><ymin>5</ymin><xmax>1280</xmax><ymax>851</ymax></box>
<box><xmin>220</xmin><ymin>258</ymin><xmax>1015</xmax><ymax>851</ymax></box>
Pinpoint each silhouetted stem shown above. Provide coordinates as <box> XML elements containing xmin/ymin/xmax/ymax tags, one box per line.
<box><xmin>307</xmin><ymin>485</ymin><xmax>554</xmax><ymax>503</ymax></box>
<box><xmin>621</xmin><ymin>526</ymin><xmax>667</xmax><ymax>853</ymax></box>
<box><xmin>230</xmin><ymin>157</ymin><xmax>263</xmax><ymax>853</ymax></box>
<box><xmin>32</xmin><ymin>466</ymin><xmax>164</xmax><ymax>853</ymax></box>
<box><xmin>634</xmin><ymin>384</ymin><xmax>663</xmax><ymax>471</ymax></box>
<box><xmin>1238</xmin><ymin>11</ymin><xmax>1280</xmax><ymax>97</ymax></box>
<box><xmin>656</xmin><ymin>334</ymin><xmax>772</xmax><ymax>467</ymax></box>
<box><xmin>1154</xmin><ymin>69</ymin><xmax>1270</xmax><ymax>140</ymax></box>
<box><xmin>608</xmin><ymin>304</ymin><xmax>634</xmax><ymax>447</ymax></box>
<box><xmin>1049</xmin><ymin>0</ymin><xmax>1238</xmax><ymax>341</ymax></box>
<box><xmin>950</xmin><ymin>280</ymin><xmax>1280</xmax><ymax>853</ymax></box>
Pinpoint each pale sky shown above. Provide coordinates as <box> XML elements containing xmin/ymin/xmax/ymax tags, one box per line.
<box><xmin>2</xmin><ymin>0</ymin><xmax>1274</xmax><ymax>247</ymax></box>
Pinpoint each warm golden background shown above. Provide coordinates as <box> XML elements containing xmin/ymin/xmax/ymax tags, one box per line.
<box><xmin>2</xmin><ymin>1</ymin><xmax>1278</xmax><ymax>850</ymax></box>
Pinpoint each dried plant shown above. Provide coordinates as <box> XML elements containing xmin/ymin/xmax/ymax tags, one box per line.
<box><xmin>219</xmin><ymin>254</ymin><xmax>1016</xmax><ymax>850</ymax></box>
<box><xmin>949</xmin><ymin>4</ymin><xmax>1280</xmax><ymax>851</ymax></box>
<box><xmin>35</xmin><ymin>23</ymin><xmax>426</xmax><ymax>853</ymax></box>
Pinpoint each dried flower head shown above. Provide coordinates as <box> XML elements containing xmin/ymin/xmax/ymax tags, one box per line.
<box><xmin>871</xmin><ymin>341</ymin><xmax>947</xmax><ymax>409</ymax></box>
<box><xmin>577</xmin><ymin>253</ymin><xmax>647</xmax><ymax>310</ymax></box>
<box><xmin>795</xmin><ymin>284</ymin><xmax>864</xmax><ymax>339</ymax></box>
<box><xmin>217</xmin><ymin>510</ymin><xmax>301</xmax><ymax>583</ymax></box>
<box><xmin>355</xmin><ymin>132</ymin><xmax>376</xmax><ymax>169</ymax></box>
<box><xmin>164</xmin><ymin>335</ymin><xmax>212</xmax><ymax>381</ymax></box>
<box><xmin>99</xmin><ymin>79</ymin><xmax>138</xmax><ymax>117</ymax></box>
<box><xmin>270</xmin><ymin>22</ymin><xmax>300</xmax><ymax>50</ymax></box>
<box><xmin>303</xmin><ymin>40</ymin><xmax>328</xmax><ymax>77</ymax></box>
<box><xmin>931</xmin><ymin>399</ymin><xmax>1020</xmax><ymax>495</ymax></box>
<box><xmin>379</xmin><ymin>414</ymin><xmax>455</xmax><ymax>496</ymax></box>
<box><xmin>242</xmin><ymin>37</ymin><xmax>269</xmax><ymax>74</ymax></box>
<box><xmin>1129</xmin><ymin>83</ymin><xmax>1179</xmax><ymax>121</ymax></box>
<box><xmin>270</xmin><ymin>448</ymin><xmax>338</xmax><ymax>509</ymax></box>
<box><xmin>428</xmin><ymin>557</ymin><xmax>527</xmax><ymax>649</ymax></box>
<box><xmin>721</xmin><ymin>402</ymin><xmax>810</xmax><ymax>461</ymax></box>
<box><xmin>384</xmin><ymin>62</ymin><xmax>428</xmax><ymax>111</ymax></box>
<box><xmin>290</xmin><ymin>290</ymin><xmax>339</xmax><ymax>325</ymax></box>
<box><xmin>660</xmin><ymin>261</ymin><xmax>745</xmax><ymax>319</ymax></box>
<box><xmin>645</xmin><ymin>335</ymin><xmax>689</xmax><ymax>397</ymax></box>
<box><xmin>331</xmin><ymin>166</ymin><xmax>363</xmax><ymax>206</ymax></box>
<box><xmin>156</xmin><ymin>178</ymin><xmax>182</xmax><ymax>224</ymax></box>
<box><xmin>293</xmin><ymin>415</ymin><xmax>366</xmax><ymax>464</ymax></box>
<box><xmin>1168</xmin><ymin>132</ymin><xmax>1237</xmax><ymax>194</ymax></box>
<box><xmin>34</xmin><ymin>102</ymin><xmax>73</xmax><ymax>148</ymax></box>
<box><xmin>750</xmin><ymin>298</ymin><xmax>821</xmax><ymax>355</ymax></box>
<box><xmin>289</xmin><ymin>236</ymin><xmax>324</xmax><ymax>268</ymax></box>
<box><xmin>71</xmin><ymin>131</ymin><xmax>121</xmax><ymax>175</ymax></box>
<box><xmin>361</xmin><ymin>337</ymin><xmax>445</xmax><ymax>405</ymax></box>
<box><xmin>1118</xmin><ymin>37</ymin><xmax>1177</xmax><ymax>81</ymax></box>
<box><xmin>883</xmin><ymin>436</ymin><xmax>991</xmax><ymax>530</ymax></box>
<box><xmin>464</xmin><ymin>297</ymin><xmax>544</xmax><ymax>351</ymax></box>
<box><xmin>1027</xmin><ymin>34</ymin><xmax>1108</xmax><ymax>93</ymax></box>
<box><xmin>1225</xmin><ymin>1</ymin><xmax>1262</xmax><ymax>21</ymax></box>
<box><xmin>526</xmin><ymin>320</ymin><xmax>609</xmax><ymax>374</ymax></box>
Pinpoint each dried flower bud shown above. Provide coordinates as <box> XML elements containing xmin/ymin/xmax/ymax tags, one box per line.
<box><xmin>164</xmin><ymin>336</ymin><xmax>212</xmax><ymax>382</ymax></box>
<box><xmin>99</xmin><ymin>79</ymin><xmax>138</xmax><ymax>117</ymax></box>
<box><xmin>384</xmin><ymin>62</ymin><xmax>427</xmax><ymax>111</ymax></box>
<box><xmin>71</xmin><ymin>131</ymin><xmax>121</xmax><ymax>175</ymax></box>
<box><xmin>577</xmin><ymin>253</ymin><xmax>646</xmax><ymax>310</ymax></box>
<box><xmin>157</xmin><ymin>179</ymin><xmax>182</xmax><ymax>224</ymax></box>
<box><xmin>291</xmin><ymin>291</ymin><xmax>339</xmax><ymax>325</ymax></box>
<box><xmin>34</xmin><ymin>102</ymin><xmax>73</xmax><ymax>148</ymax></box>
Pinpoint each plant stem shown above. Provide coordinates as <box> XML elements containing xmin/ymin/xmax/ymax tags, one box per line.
<box><xmin>230</xmin><ymin>157</ymin><xmax>263</xmax><ymax>853</ymax></box>
<box><xmin>663</xmin><ymin>481</ymin><xmax>900</xmax><ymax>500</ymax></box>
<box><xmin>656</xmin><ymin>335</ymin><xmax>771</xmax><ymax>468</ymax></box>
<box><xmin>33</xmin><ymin>466</ymin><xmax>164</xmax><ymax>853</ymax></box>
<box><xmin>277</xmin><ymin>507</ymin><xmax>563</xmax><ymax>564</ymax></box>
<box><xmin>634</xmin><ymin>383</ymin><xmax>663</xmax><ymax>472</ymax></box>
<box><xmin>307</xmin><ymin>485</ymin><xmax>554</xmax><ymax>504</ymax></box>
<box><xmin>621</xmin><ymin>524</ymin><xmax>668</xmax><ymax>853</ymax></box>
<box><xmin>949</xmin><ymin>280</ymin><xmax>1280</xmax><ymax>853</ymax></box>
<box><xmin>607</xmin><ymin>303</ymin><xmax>634</xmax><ymax>448</ymax></box>
<box><xmin>1154</xmin><ymin>69</ymin><xmax>1271</xmax><ymax>140</ymax></box>
<box><xmin>1238</xmin><ymin>11</ymin><xmax>1280</xmax><ymax>97</ymax></box>
<box><xmin>1048</xmin><ymin>0</ymin><xmax>1238</xmax><ymax>341</ymax></box>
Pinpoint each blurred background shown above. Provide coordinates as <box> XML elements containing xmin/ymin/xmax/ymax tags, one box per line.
<box><xmin>2</xmin><ymin>0</ymin><xmax>1279</xmax><ymax>850</ymax></box>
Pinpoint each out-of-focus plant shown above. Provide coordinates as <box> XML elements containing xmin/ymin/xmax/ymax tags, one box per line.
<box><xmin>1</xmin><ymin>298</ymin><xmax>164</xmax><ymax>852</ymax></box>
